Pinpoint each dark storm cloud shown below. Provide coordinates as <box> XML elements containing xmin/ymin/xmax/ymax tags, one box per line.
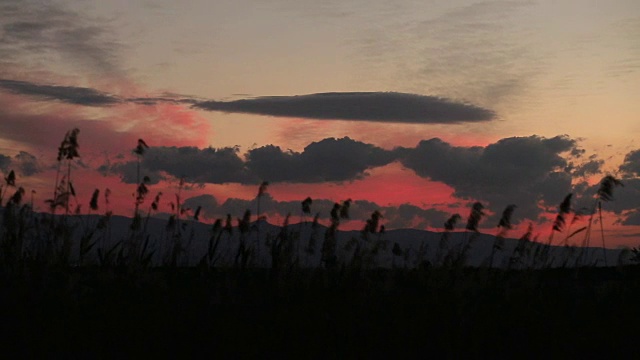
<box><xmin>192</xmin><ymin>92</ymin><xmax>496</xmax><ymax>124</ymax></box>
<box><xmin>619</xmin><ymin>149</ymin><xmax>640</xmax><ymax>177</ymax></box>
<box><xmin>246</xmin><ymin>137</ymin><xmax>397</xmax><ymax>182</ymax></box>
<box><xmin>0</xmin><ymin>79</ymin><xmax>120</xmax><ymax>106</ymax></box>
<box><xmin>400</xmin><ymin>135</ymin><xmax>579</xmax><ymax>221</ymax></box>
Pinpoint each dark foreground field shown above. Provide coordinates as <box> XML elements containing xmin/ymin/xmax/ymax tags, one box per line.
<box><xmin>1</xmin><ymin>265</ymin><xmax>639</xmax><ymax>359</ymax></box>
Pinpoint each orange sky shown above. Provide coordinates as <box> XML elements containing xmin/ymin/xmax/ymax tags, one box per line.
<box><xmin>0</xmin><ymin>0</ymin><xmax>639</xmax><ymax>247</ymax></box>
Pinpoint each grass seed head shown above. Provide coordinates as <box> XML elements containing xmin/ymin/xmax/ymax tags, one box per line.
<box><xmin>4</xmin><ymin>170</ymin><xmax>15</xmax><ymax>186</ymax></box>
<box><xmin>302</xmin><ymin>196</ymin><xmax>313</xmax><ymax>214</ymax></box>
<box><xmin>597</xmin><ymin>175</ymin><xmax>623</xmax><ymax>202</ymax></box>
<box><xmin>465</xmin><ymin>202</ymin><xmax>485</xmax><ymax>232</ymax></box>
<box><xmin>258</xmin><ymin>181</ymin><xmax>269</xmax><ymax>197</ymax></box>
<box><xmin>498</xmin><ymin>205</ymin><xmax>517</xmax><ymax>229</ymax></box>
<box><xmin>444</xmin><ymin>214</ymin><xmax>461</xmax><ymax>231</ymax></box>
<box><xmin>134</xmin><ymin>138</ymin><xmax>149</xmax><ymax>156</ymax></box>
<box><xmin>89</xmin><ymin>189</ymin><xmax>100</xmax><ymax>211</ymax></box>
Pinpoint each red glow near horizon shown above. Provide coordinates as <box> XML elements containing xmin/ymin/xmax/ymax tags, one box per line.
<box><xmin>271</xmin><ymin>117</ymin><xmax>501</xmax><ymax>152</ymax></box>
<box><xmin>0</xmin><ymin>76</ymin><xmax>637</xmax><ymax>248</ymax></box>
<box><xmin>267</xmin><ymin>162</ymin><xmax>456</xmax><ymax>206</ymax></box>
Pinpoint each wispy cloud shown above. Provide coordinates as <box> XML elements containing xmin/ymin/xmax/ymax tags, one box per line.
<box><xmin>192</xmin><ymin>92</ymin><xmax>495</xmax><ymax>124</ymax></box>
<box><xmin>0</xmin><ymin>0</ymin><xmax>122</xmax><ymax>74</ymax></box>
<box><xmin>0</xmin><ymin>79</ymin><xmax>495</xmax><ymax>124</ymax></box>
<box><xmin>0</xmin><ymin>79</ymin><xmax>119</xmax><ymax>106</ymax></box>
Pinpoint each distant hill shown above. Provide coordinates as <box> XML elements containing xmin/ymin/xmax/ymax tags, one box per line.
<box><xmin>1</xmin><ymin>208</ymin><xmax>630</xmax><ymax>268</ymax></box>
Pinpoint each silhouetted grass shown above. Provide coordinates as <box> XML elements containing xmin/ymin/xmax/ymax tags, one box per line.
<box><xmin>0</xmin><ymin>129</ymin><xmax>637</xmax><ymax>357</ymax></box>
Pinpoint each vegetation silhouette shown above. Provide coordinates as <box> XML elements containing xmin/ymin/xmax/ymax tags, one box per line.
<box><xmin>0</xmin><ymin>128</ymin><xmax>637</xmax><ymax>357</ymax></box>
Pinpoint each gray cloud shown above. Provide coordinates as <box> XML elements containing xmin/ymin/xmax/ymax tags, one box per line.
<box><xmin>400</xmin><ymin>135</ymin><xmax>579</xmax><ymax>221</ymax></box>
<box><xmin>620</xmin><ymin>149</ymin><xmax>640</xmax><ymax>177</ymax></box>
<box><xmin>192</xmin><ymin>92</ymin><xmax>495</xmax><ymax>124</ymax></box>
<box><xmin>0</xmin><ymin>78</ymin><xmax>196</xmax><ymax>107</ymax></box>
<box><xmin>183</xmin><ymin>193</ymin><xmax>450</xmax><ymax>230</ymax></box>
<box><xmin>0</xmin><ymin>154</ymin><xmax>10</xmax><ymax>171</ymax></box>
<box><xmin>183</xmin><ymin>194</ymin><xmax>219</xmax><ymax>218</ymax></box>
<box><xmin>597</xmin><ymin>178</ymin><xmax>640</xmax><ymax>215</ymax></box>
<box><xmin>0</xmin><ymin>0</ymin><xmax>122</xmax><ymax>73</ymax></box>
<box><xmin>106</xmin><ymin>137</ymin><xmax>396</xmax><ymax>185</ymax></box>
<box><xmin>0</xmin><ymin>79</ymin><xmax>494</xmax><ymax>126</ymax></box>
<box><xmin>102</xmin><ymin>134</ymin><xmax>628</xmax><ymax>228</ymax></box>
<box><xmin>0</xmin><ymin>79</ymin><xmax>119</xmax><ymax>106</ymax></box>
<box><xmin>13</xmin><ymin>151</ymin><xmax>41</xmax><ymax>176</ymax></box>
<box><xmin>569</xmin><ymin>158</ymin><xmax>604</xmax><ymax>178</ymax></box>
<box><xmin>246</xmin><ymin>137</ymin><xmax>397</xmax><ymax>183</ymax></box>
<box><xmin>105</xmin><ymin>146</ymin><xmax>251</xmax><ymax>185</ymax></box>
<box><xmin>620</xmin><ymin>210</ymin><xmax>640</xmax><ymax>226</ymax></box>
<box><xmin>0</xmin><ymin>151</ymin><xmax>41</xmax><ymax>177</ymax></box>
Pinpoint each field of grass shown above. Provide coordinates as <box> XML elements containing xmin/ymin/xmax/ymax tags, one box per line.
<box><xmin>1</xmin><ymin>263</ymin><xmax>640</xmax><ymax>358</ymax></box>
<box><xmin>0</xmin><ymin>129</ymin><xmax>638</xmax><ymax>357</ymax></box>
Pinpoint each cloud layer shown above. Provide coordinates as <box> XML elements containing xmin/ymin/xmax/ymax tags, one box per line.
<box><xmin>0</xmin><ymin>151</ymin><xmax>41</xmax><ymax>176</ymax></box>
<box><xmin>0</xmin><ymin>0</ymin><xmax>122</xmax><ymax>74</ymax></box>
<box><xmin>400</xmin><ymin>135</ymin><xmax>580</xmax><ymax>221</ymax></box>
<box><xmin>193</xmin><ymin>92</ymin><xmax>495</xmax><ymax>124</ymax></box>
<box><xmin>105</xmin><ymin>137</ymin><xmax>393</xmax><ymax>185</ymax></box>
<box><xmin>182</xmin><ymin>193</ymin><xmax>450</xmax><ymax>230</ymax></box>
<box><xmin>0</xmin><ymin>79</ymin><xmax>495</xmax><ymax>125</ymax></box>
<box><xmin>0</xmin><ymin>79</ymin><xmax>119</xmax><ymax>106</ymax></box>
<box><xmin>100</xmin><ymin>134</ymin><xmax>613</xmax><ymax>224</ymax></box>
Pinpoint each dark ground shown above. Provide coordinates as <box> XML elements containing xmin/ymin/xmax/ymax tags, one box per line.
<box><xmin>1</xmin><ymin>265</ymin><xmax>639</xmax><ymax>359</ymax></box>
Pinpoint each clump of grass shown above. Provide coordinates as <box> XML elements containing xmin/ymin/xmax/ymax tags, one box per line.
<box><xmin>508</xmin><ymin>222</ymin><xmax>534</xmax><ymax>269</ymax></box>
<box><xmin>199</xmin><ymin>217</ymin><xmax>231</xmax><ymax>269</ymax></box>
<box><xmin>304</xmin><ymin>213</ymin><xmax>320</xmax><ymax>266</ymax></box>
<box><xmin>234</xmin><ymin>209</ymin><xmax>252</xmax><ymax>269</ymax></box>
<box><xmin>437</xmin><ymin>213</ymin><xmax>460</xmax><ymax>266</ymax></box>
<box><xmin>51</xmin><ymin>128</ymin><xmax>80</xmax><ymax>215</ymax></box>
<box><xmin>595</xmin><ymin>175</ymin><xmax>623</xmax><ymax>266</ymax></box>
<box><xmin>453</xmin><ymin>202</ymin><xmax>485</xmax><ymax>267</ymax></box>
<box><xmin>77</xmin><ymin>189</ymin><xmax>100</xmax><ymax>265</ymax></box>
<box><xmin>488</xmin><ymin>204</ymin><xmax>516</xmax><ymax>268</ymax></box>
<box><xmin>268</xmin><ymin>213</ymin><xmax>299</xmax><ymax>277</ymax></box>
<box><xmin>347</xmin><ymin>210</ymin><xmax>386</xmax><ymax>270</ymax></box>
<box><xmin>1</xmin><ymin>183</ymin><xmax>31</xmax><ymax>273</ymax></box>
<box><xmin>255</xmin><ymin>181</ymin><xmax>269</xmax><ymax>262</ymax></box>
<box><xmin>321</xmin><ymin>200</ymin><xmax>349</xmax><ymax>269</ymax></box>
<box><xmin>0</xmin><ymin>169</ymin><xmax>16</xmax><ymax>206</ymax></box>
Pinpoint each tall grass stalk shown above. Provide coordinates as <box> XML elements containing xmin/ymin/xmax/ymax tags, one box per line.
<box><xmin>489</xmin><ymin>205</ymin><xmax>516</xmax><ymax>268</ymax></box>
<box><xmin>256</xmin><ymin>181</ymin><xmax>268</xmax><ymax>265</ymax></box>
<box><xmin>595</xmin><ymin>175</ymin><xmax>623</xmax><ymax>266</ymax></box>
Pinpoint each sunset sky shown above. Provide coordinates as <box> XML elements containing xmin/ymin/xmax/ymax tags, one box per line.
<box><xmin>1</xmin><ymin>0</ymin><xmax>639</xmax><ymax>247</ymax></box>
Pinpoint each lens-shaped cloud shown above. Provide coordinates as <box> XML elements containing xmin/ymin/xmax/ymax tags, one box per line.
<box><xmin>192</xmin><ymin>92</ymin><xmax>495</xmax><ymax>124</ymax></box>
